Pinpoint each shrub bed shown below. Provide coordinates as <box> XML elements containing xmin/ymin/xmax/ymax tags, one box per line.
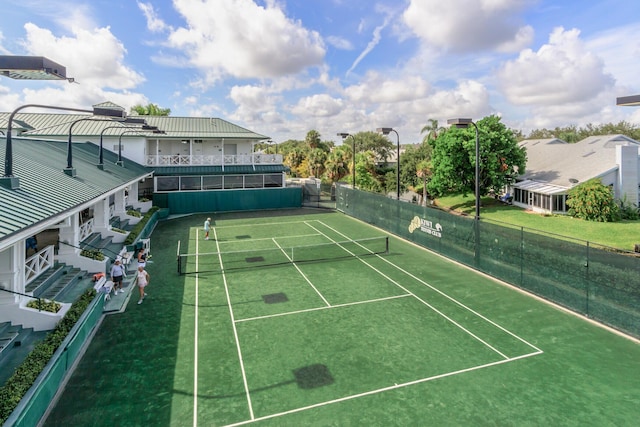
<box><xmin>26</xmin><ymin>299</ymin><xmax>61</xmax><ymax>313</ymax></box>
<box><xmin>0</xmin><ymin>288</ymin><xmax>96</xmax><ymax>424</ymax></box>
<box><xmin>124</xmin><ymin>206</ymin><xmax>160</xmax><ymax>245</ymax></box>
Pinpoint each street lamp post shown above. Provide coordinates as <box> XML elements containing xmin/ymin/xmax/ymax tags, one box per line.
<box><xmin>2</xmin><ymin>104</ymin><xmax>124</xmax><ymax>188</ymax></box>
<box><xmin>337</xmin><ymin>133</ymin><xmax>356</xmax><ymax>188</ymax></box>
<box><xmin>97</xmin><ymin>118</ymin><xmax>148</xmax><ymax>169</ymax></box>
<box><xmin>447</xmin><ymin>118</ymin><xmax>480</xmax><ymax>220</ymax></box>
<box><xmin>377</xmin><ymin>128</ymin><xmax>400</xmax><ymax>200</ymax></box>
<box><xmin>448</xmin><ymin>118</ymin><xmax>480</xmax><ymax>265</ymax></box>
<box><xmin>117</xmin><ymin>125</ymin><xmax>160</xmax><ymax>166</ymax></box>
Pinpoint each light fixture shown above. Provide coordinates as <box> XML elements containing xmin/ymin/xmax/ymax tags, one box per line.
<box><xmin>97</xmin><ymin>119</ymin><xmax>150</xmax><ymax>169</ymax></box>
<box><xmin>616</xmin><ymin>95</ymin><xmax>640</xmax><ymax>106</ymax></box>
<box><xmin>2</xmin><ymin>103</ymin><xmax>127</xmax><ymax>188</ymax></box>
<box><xmin>0</xmin><ymin>55</ymin><xmax>72</xmax><ymax>81</ymax></box>
<box><xmin>377</xmin><ymin>127</ymin><xmax>400</xmax><ymax>200</ymax></box>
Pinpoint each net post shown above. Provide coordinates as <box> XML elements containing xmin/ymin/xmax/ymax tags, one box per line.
<box><xmin>385</xmin><ymin>236</ymin><xmax>389</xmax><ymax>254</ymax></box>
<box><xmin>176</xmin><ymin>240</ymin><xmax>181</xmax><ymax>274</ymax></box>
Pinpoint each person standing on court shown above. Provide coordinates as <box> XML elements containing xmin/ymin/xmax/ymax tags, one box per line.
<box><xmin>136</xmin><ymin>265</ymin><xmax>150</xmax><ymax>305</ymax></box>
<box><xmin>204</xmin><ymin>217</ymin><xmax>211</xmax><ymax>240</ymax></box>
<box><xmin>110</xmin><ymin>259</ymin><xmax>125</xmax><ymax>295</ymax></box>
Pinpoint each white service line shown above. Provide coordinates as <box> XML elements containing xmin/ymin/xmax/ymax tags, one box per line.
<box><xmin>304</xmin><ymin>221</ymin><xmax>510</xmax><ymax>360</ymax></box>
<box><xmin>221</xmin><ymin>349</ymin><xmax>543</xmax><ymax>427</ymax></box>
<box><xmin>213</xmin><ymin>219</ymin><xmax>320</xmax><ymax>229</ymax></box>
<box><xmin>192</xmin><ymin>229</ymin><xmax>199</xmax><ymax>427</ymax></box>
<box><xmin>235</xmin><ymin>293</ymin><xmax>412</xmax><ymax>323</ymax></box>
<box><xmin>216</xmin><ymin>233</ymin><xmax>321</xmax><ymax>245</ymax></box>
<box><xmin>316</xmin><ymin>220</ymin><xmax>543</xmax><ymax>354</ymax></box>
<box><xmin>272</xmin><ymin>238</ymin><xmax>331</xmax><ymax>307</ymax></box>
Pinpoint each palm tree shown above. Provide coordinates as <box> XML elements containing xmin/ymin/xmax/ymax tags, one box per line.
<box><xmin>420</xmin><ymin>119</ymin><xmax>443</xmax><ymax>144</ymax></box>
<box><xmin>130</xmin><ymin>103</ymin><xmax>171</xmax><ymax>116</ymax></box>
<box><xmin>325</xmin><ymin>147</ymin><xmax>350</xmax><ymax>183</ymax></box>
<box><xmin>305</xmin><ymin>130</ymin><xmax>321</xmax><ymax>150</ymax></box>
<box><xmin>416</xmin><ymin>160</ymin><xmax>432</xmax><ymax>206</ymax></box>
<box><xmin>307</xmin><ymin>148</ymin><xmax>327</xmax><ymax>178</ymax></box>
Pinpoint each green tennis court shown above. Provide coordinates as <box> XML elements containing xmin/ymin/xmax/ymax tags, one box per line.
<box><xmin>44</xmin><ymin>209</ymin><xmax>640</xmax><ymax>426</ymax></box>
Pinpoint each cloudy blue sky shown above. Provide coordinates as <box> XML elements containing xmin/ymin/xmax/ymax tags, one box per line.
<box><xmin>1</xmin><ymin>0</ymin><xmax>639</xmax><ymax>143</ymax></box>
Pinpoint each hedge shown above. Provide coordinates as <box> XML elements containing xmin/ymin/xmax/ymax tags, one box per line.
<box><xmin>123</xmin><ymin>206</ymin><xmax>160</xmax><ymax>245</ymax></box>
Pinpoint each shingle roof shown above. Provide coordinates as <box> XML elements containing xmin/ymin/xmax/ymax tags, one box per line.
<box><xmin>517</xmin><ymin>134</ymin><xmax>640</xmax><ymax>190</ymax></box>
<box><xmin>0</xmin><ymin>137</ymin><xmax>151</xmax><ymax>241</ymax></box>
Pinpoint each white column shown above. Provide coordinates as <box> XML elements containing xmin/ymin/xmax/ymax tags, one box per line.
<box><xmin>58</xmin><ymin>213</ymin><xmax>81</xmax><ymax>257</ymax></box>
<box><xmin>93</xmin><ymin>198</ymin><xmax>111</xmax><ymax>237</ymax></box>
<box><xmin>114</xmin><ymin>189</ymin><xmax>127</xmax><ymax>216</ymax></box>
<box><xmin>617</xmin><ymin>145</ymin><xmax>639</xmax><ymax>207</ymax></box>
<box><xmin>129</xmin><ymin>182</ymin><xmax>139</xmax><ymax>201</ymax></box>
<box><xmin>0</xmin><ymin>245</ymin><xmax>19</xmax><ymax>303</ymax></box>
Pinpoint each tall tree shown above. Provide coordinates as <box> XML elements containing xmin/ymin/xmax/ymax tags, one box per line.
<box><xmin>420</xmin><ymin>119</ymin><xmax>444</xmax><ymax>144</ymax></box>
<box><xmin>416</xmin><ymin>160</ymin><xmax>432</xmax><ymax>205</ymax></box>
<box><xmin>307</xmin><ymin>148</ymin><xmax>327</xmax><ymax>178</ymax></box>
<box><xmin>354</xmin><ymin>131</ymin><xmax>395</xmax><ymax>162</ymax></box>
<box><xmin>130</xmin><ymin>103</ymin><xmax>171</xmax><ymax>116</ymax></box>
<box><xmin>324</xmin><ymin>146</ymin><xmax>350</xmax><ymax>183</ymax></box>
<box><xmin>428</xmin><ymin>115</ymin><xmax>526</xmax><ymax>198</ymax></box>
<box><xmin>305</xmin><ymin>130</ymin><xmax>321</xmax><ymax>150</ymax></box>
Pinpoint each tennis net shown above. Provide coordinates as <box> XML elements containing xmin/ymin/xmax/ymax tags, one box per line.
<box><xmin>177</xmin><ymin>236</ymin><xmax>389</xmax><ymax>274</ymax></box>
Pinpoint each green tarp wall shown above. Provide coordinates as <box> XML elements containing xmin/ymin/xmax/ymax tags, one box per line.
<box><xmin>153</xmin><ymin>188</ymin><xmax>302</xmax><ymax>215</ymax></box>
<box><xmin>337</xmin><ymin>186</ymin><xmax>640</xmax><ymax>339</ymax></box>
<box><xmin>6</xmin><ymin>294</ymin><xmax>104</xmax><ymax>427</ymax></box>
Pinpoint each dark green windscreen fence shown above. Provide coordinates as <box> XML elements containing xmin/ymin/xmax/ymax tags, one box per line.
<box><xmin>337</xmin><ymin>186</ymin><xmax>640</xmax><ymax>338</ymax></box>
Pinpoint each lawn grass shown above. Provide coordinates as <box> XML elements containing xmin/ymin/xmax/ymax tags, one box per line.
<box><xmin>434</xmin><ymin>193</ymin><xmax>640</xmax><ymax>251</ymax></box>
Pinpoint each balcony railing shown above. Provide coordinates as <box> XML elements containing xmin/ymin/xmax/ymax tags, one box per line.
<box><xmin>25</xmin><ymin>246</ymin><xmax>55</xmax><ymax>286</ymax></box>
<box><xmin>145</xmin><ymin>153</ymin><xmax>283</xmax><ymax>166</ymax></box>
<box><xmin>79</xmin><ymin>218</ymin><xmax>94</xmax><ymax>242</ymax></box>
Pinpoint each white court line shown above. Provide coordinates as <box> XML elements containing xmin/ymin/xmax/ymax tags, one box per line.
<box><xmin>235</xmin><ymin>294</ymin><xmax>412</xmax><ymax>323</ymax></box>
<box><xmin>216</xmin><ymin>233</ymin><xmax>319</xmax><ymax>244</ymax></box>
<box><xmin>212</xmin><ymin>228</ymin><xmax>255</xmax><ymax>422</ymax></box>
<box><xmin>272</xmin><ymin>238</ymin><xmax>331</xmax><ymax>307</ymax></box>
<box><xmin>216</xmin><ymin>219</ymin><xmax>544</xmax><ymax>426</ymax></box>
<box><xmin>216</xmin><ymin>233</ymin><xmax>321</xmax><ymax>245</ymax></box>
<box><xmin>304</xmin><ymin>221</ymin><xmax>511</xmax><ymax>360</ymax></box>
<box><xmin>213</xmin><ymin>219</ymin><xmax>321</xmax><ymax>229</ymax></box>
<box><xmin>192</xmin><ymin>229</ymin><xmax>199</xmax><ymax>427</ymax></box>
<box><xmin>221</xmin><ymin>349</ymin><xmax>542</xmax><ymax>427</ymax></box>
<box><xmin>316</xmin><ymin>220</ymin><xmax>543</xmax><ymax>354</ymax></box>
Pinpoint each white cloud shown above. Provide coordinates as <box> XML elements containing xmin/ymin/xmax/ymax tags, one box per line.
<box><xmin>403</xmin><ymin>0</ymin><xmax>534</xmax><ymax>52</ymax></box>
<box><xmin>137</xmin><ymin>1</ymin><xmax>173</xmax><ymax>33</ymax></box>
<box><xmin>0</xmin><ymin>31</ymin><xmax>10</xmax><ymax>54</ymax></box>
<box><xmin>345</xmin><ymin>72</ymin><xmax>430</xmax><ymax>103</ymax></box>
<box><xmin>291</xmin><ymin>94</ymin><xmax>344</xmax><ymax>117</ymax></box>
<box><xmin>498</xmin><ymin>27</ymin><xmax>615</xmax><ymax>106</ymax></box>
<box><xmin>347</xmin><ymin>18</ymin><xmax>389</xmax><ymax>76</ymax></box>
<box><xmin>168</xmin><ymin>0</ymin><xmax>326</xmax><ymax>82</ymax></box>
<box><xmin>585</xmin><ymin>22</ymin><xmax>640</xmax><ymax>91</ymax></box>
<box><xmin>229</xmin><ymin>84</ymin><xmax>277</xmax><ymax>113</ymax></box>
<box><xmin>326</xmin><ymin>36</ymin><xmax>353</xmax><ymax>50</ymax></box>
<box><xmin>22</xmin><ymin>23</ymin><xmax>145</xmax><ymax>90</ymax></box>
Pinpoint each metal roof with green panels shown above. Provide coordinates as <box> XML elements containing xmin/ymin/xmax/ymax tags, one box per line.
<box><xmin>0</xmin><ymin>111</ymin><xmax>269</xmax><ymax>140</ymax></box>
<box><xmin>0</xmin><ymin>137</ymin><xmax>151</xmax><ymax>241</ymax></box>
